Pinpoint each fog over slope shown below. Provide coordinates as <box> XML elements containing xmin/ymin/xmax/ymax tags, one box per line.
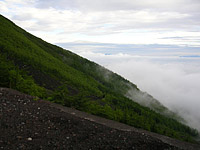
<box><xmin>1</xmin><ymin>0</ymin><xmax>199</xmax><ymax>131</ymax></box>
<box><xmin>74</xmin><ymin>49</ymin><xmax>200</xmax><ymax>132</ymax></box>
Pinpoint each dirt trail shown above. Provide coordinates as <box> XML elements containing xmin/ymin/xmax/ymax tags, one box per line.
<box><xmin>0</xmin><ymin>88</ymin><xmax>199</xmax><ymax>150</ymax></box>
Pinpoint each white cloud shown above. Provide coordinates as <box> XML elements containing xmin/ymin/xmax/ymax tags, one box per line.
<box><xmin>78</xmin><ymin>51</ymin><xmax>200</xmax><ymax>131</ymax></box>
<box><xmin>110</xmin><ymin>60</ymin><xmax>200</xmax><ymax>131</ymax></box>
<box><xmin>36</xmin><ymin>0</ymin><xmax>200</xmax><ymax>13</ymax></box>
<box><xmin>0</xmin><ymin>0</ymin><xmax>200</xmax><ymax>45</ymax></box>
<box><xmin>0</xmin><ymin>1</ymin><xmax>9</xmax><ymax>12</ymax></box>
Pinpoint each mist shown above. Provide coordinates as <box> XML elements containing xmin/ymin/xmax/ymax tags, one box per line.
<box><xmin>78</xmin><ymin>51</ymin><xmax>200</xmax><ymax>131</ymax></box>
<box><xmin>109</xmin><ymin>58</ymin><xmax>200</xmax><ymax>131</ymax></box>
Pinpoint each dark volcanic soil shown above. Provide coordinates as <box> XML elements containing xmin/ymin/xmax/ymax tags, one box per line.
<box><xmin>0</xmin><ymin>88</ymin><xmax>199</xmax><ymax>150</ymax></box>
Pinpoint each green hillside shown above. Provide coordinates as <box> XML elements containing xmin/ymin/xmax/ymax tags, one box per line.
<box><xmin>0</xmin><ymin>14</ymin><xmax>199</xmax><ymax>143</ymax></box>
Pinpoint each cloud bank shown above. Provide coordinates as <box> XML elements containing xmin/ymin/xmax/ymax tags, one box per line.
<box><xmin>77</xmin><ymin>50</ymin><xmax>200</xmax><ymax>131</ymax></box>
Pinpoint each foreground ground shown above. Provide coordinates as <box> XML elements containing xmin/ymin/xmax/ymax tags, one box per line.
<box><xmin>0</xmin><ymin>88</ymin><xmax>199</xmax><ymax>150</ymax></box>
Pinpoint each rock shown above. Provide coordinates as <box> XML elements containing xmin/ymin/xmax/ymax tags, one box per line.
<box><xmin>17</xmin><ymin>136</ymin><xmax>22</xmax><ymax>139</ymax></box>
<box><xmin>27</xmin><ymin>137</ymin><xmax>32</xmax><ymax>141</ymax></box>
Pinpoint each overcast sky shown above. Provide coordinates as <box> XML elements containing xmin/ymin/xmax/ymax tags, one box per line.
<box><xmin>1</xmin><ymin>0</ymin><xmax>200</xmax><ymax>46</ymax></box>
<box><xmin>1</xmin><ymin>0</ymin><xmax>200</xmax><ymax>131</ymax></box>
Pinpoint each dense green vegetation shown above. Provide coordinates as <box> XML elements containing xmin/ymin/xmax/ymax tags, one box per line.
<box><xmin>0</xmin><ymin>14</ymin><xmax>199</xmax><ymax>143</ymax></box>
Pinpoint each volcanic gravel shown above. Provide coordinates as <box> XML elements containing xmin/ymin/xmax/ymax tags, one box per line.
<box><xmin>0</xmin><ymin>88</ymin><xmax>199</xmax><ymax>150</ymax></box>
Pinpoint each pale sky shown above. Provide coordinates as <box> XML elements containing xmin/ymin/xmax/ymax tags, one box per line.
<box><xmin>1</xmin><ymin>0</ymin><xmax>200</xmax><ymax>46</ymax></box>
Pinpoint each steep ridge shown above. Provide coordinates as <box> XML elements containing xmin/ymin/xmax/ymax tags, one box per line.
<box><xmin>1</xmin><ymin>87</ymin><xmax>200</xmax><ymax>150</ymax></box>
<box><xmin>0</xmin><ymin>14</ymin><xmax>199</xmax><ymax>142</ymax></box>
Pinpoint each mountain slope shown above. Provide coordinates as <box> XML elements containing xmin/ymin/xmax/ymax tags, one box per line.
<box><xmin>0</xmin><ymin>14</ymin><xmax>199</xmax><ymax>143</ymax></box>
<box><xmin>2</xmin><ymin>87</ymin><xmax>200</xmax><ymax>149</ymax></box>
<box><xmin>0</xmin><ymin>88</ymin><xmax>187</xmax><ymax>150</ymax></box>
